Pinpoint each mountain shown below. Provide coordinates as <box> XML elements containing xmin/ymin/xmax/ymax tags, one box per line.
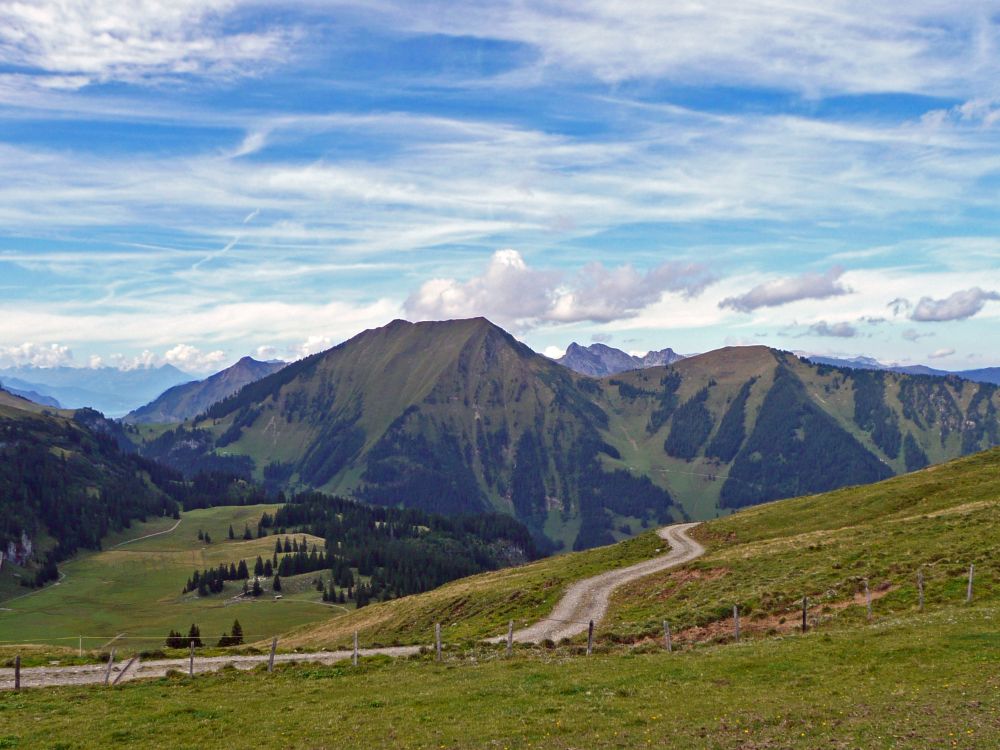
<box><xmin>0</xmin><ymin>391</ymin><xmax>183</xmax><ymax>586</ymax></box>
<box><xmin>803</xmin><ymin>354</ymin><xmax>1000</xmax><ymax>385</ymax></box>
<box><xmin>125</xmin><ymin>357</ymin><xmax>286</xmax><ymax>424</ymax></box>
<box><xmin>0</xmin><ymin>381</ymin><xmax>60</xmax><ymax>407</ymax></box>
<box><xmin>556</xmin><ymin>342</ymin><xmax>685</xmax><ymax>376</ymax></box>
<box><xmin>140</xmin><ymin>318</ymin><xmax>676</xmax><ymax>551</ymax></box>
<box><xmin>0</xmin><ymin>364</ymin><xmax>193</xmax><ymax>417</ymax></box>
<box><xmin>138</xmin><ymin>319</ymin><xmax>1000</xmax><ymax>550</ymax></box>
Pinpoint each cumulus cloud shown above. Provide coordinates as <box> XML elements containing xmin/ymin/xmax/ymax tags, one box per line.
<box><xmin>928</xmin><ymin>347</ymin><xmax>956</xmax><ymax>359</ymax></box>
<box><xmin>404</xmin><ymin>249</ymin><xmax>714</xmax><ymax>329</ymax></box>
<box><xmin>163</xmin><ymin>344</ymin><xmax>227</xmax><ymax>373</ymax></box>
<box><xmin>0</xmin><ymin>342</ymin><xmax>74</xmax><ymax>368</ymax></box>
<box><xmin>255</xmin><ymin>345</ymin><xmax>280</xmax><ymax>361</ymax></box>
<box><xmin>910</xmin><ymin>287</ymin><xmax>1000</xmax><ymax>322</ymax></box>
<box><xmin>719</xmin><ymin>267</ymin><xmax>850</xmax><ymax>313</ymax></box>
<box><xmin>807</xmin><ymin>320</ymin><xmax>858</xmax><ymax>338</ymax></box>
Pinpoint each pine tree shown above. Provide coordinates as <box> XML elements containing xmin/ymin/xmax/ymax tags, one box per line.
<box><xmin>254</xmin><ymin>556</ymin><xmax>264</xmax><ymax>576</ymax></box>
<box><xmin>251</xmin><ymin>577</ymin><xmax>262</xmax><ymax>597</ymax></box>
<box><xmin>243</xmin><ymin>524</ymin><xmax>252</xmax><ymax>540</ymax></box>
<box><xmin>236</xmin><ymin>559</ymin><xmax>249</xmax><ymax>579</ymax></box>
<box><xmin>283</xmin><ymin>537</ymin><xmax>292</xmax><ymax>553</ymax></box>
<box><xmin>274</xmin><ymin>538</ymin><xmax>282</xmax><ymax>554</ymax></box>
<box><xmin>197</xmin><ymin>529</ymin><xmax>203</xmax><ymax>540</ymax></box>
<box><xmin>230</xmin><ymin>619</ymin><xmax>244</xmax><ymax>645</ymax></box>
<box><xmin>187</xmin><ymin>624</ymin><xmax>202</xmax><ymax>648</ymax></box>
<box><xmin>228</xmin><ymin>525</ymin><xmax>235</xmax><ymax>540</ymax></box>
<box><xmin>263</xmin><ymin>559</ymin><xmax>273</xmax><ymax>576</ymax></box>
<box><xmin>272</xmin><ymin>574</ymin><xmax>281</xmax><ymax>592</ymax></box>
<box><xmin>204</xmin><ymin>532</ymin><xmax>211</xmax><ymax>544</ymax></box>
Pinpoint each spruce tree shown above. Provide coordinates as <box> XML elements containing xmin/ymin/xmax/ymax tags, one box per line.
<box><xmin>272</xmin><ymin>574</ymin><xmax>281</xmax><ymax>592</ymax></box>
<box><xmin>204</xmin><ymin>532</ymin><xmax>211</xmax><ymax>544</ymax></box>
<box><xmin>251</xmin><ymin>577</ymin><xmax>262</xmax><ymax>597</ymax></box>
<box><xmin>230</xmin><ymin>619</ymin><xmax>244</xmax><ymax>645</ymax></box>
<box><xmin>274</xmin><ymin>538</ymin><xmax>282</xmax><ymax>554</ymax></box>
<box><xmin>243</xmin><ymin>524</ymin><xmax>252</xmax><ymax>540</ymax></box>
<box><xmin>197</xmin><ymin>529</ymin><xmax>203</xmax><ymax>540</ymax></box>
<box><xmin>254</xmin><ymin>556</ymin><xmax>264</xmax><ymax>576</ymax></box>
<box><xmin>236</xmin><ymin>559</ymin><xmax>249</xmax><ymax>579</ymax></box>
<box><xmin>228</xmin><ymin>525</ymin><xmax>235</xmax><ymax>540</ymax></box>
<box><xmin>188</xmin><ymin>624</ymin><xmax>202</xmax><ymax>648</ymax></box>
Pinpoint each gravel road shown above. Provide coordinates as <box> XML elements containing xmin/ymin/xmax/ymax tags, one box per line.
<box><xmin>1</xmin><ymin>522</ymin><xmax>703</xmax><ymax>689</ymax></box>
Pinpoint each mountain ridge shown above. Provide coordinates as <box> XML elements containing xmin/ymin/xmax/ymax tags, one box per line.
<box><xmin>557</xmin><ymin>341</ymin><xmax>685</xmax><ymax>376</ymax></box>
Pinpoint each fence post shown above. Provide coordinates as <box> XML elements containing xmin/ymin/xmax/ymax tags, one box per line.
<box><xmin>864</xmin><ymin>580</ymin><xmax>872</xmax><ymax>621</ymax></box>
<box><xmin>733</xmin><ymin>605</ymin><xmax>740</xmax><ymax>642</ymax></box>
<box><xmin>112</xmin><ymin>656</ymin><xmax>137</xmax><ymax>686</ymax></box>
<box><xmin>104</xmin><ymin>648</ymin><xmax>116</xmax><ymax>686</ymax></box>
<box><xmin>13</xmin><ymin>655</ymin><xmax>19</xmax><ymax>692</ymax></box>
<box><xmin>79</xmin><ymin>635</ymin><xmax>83</xmax><ymax>658</ymax></box>
<box><xmin>663</xmin><ymin>621</ymin><xmax>672</xmax><ymax>653</ymax></box>
<box><xmin>506</xmin><ymin>620</ymin><xmax>514</xmax><ymax>657</ymax></box>
<box><xmin>967</xmin><ymin>564</ymin><xmax>974</xmax><ymax>603</ymax></box>
<box><xmin>189</xmin><ymin>640</ymin><xmax>195</xmax><ymax>677</ymax></box>
<box><xmin>802</xmin><ymin>596</ymin><xmax>808</xmax><ymax>633</ymax></box>
<box><xmin>353</xmin><ymin>631</ymin><xmax>359</xmax><ymax>667</ymax></box>
<box><xmin>917</xmin><ymin>569</ymin><xmax>924</xmax><ymax>611</ymax></box>
<box><xmin>268</xmin><ymin>637</ymin><xmax>278</xmax><ymax>673</ymax></box>
<box><xmin>435</xmin><ymin>623</ymin><xmax>442</xmax><ymax>662</ymax></box>
<box><xmin>587</xmin><ymin>620</ymin><xmax>594</xmax><ymax>656</ymax></box>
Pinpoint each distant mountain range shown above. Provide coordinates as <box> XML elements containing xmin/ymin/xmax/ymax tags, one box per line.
<box><xmin>556</xmin><ymin>342</ymin><xmax>685</xmax><ymax>377</ymax></box>
<box><xmin>136</xmin><ymin>317</ymin><xmax>1000</xmax><ymax>551</ymax></box>
<box><xmin>0</xmin><ymin>381</ymin><xmax>60</xmax><ymax>407</ymax></box>
<box><xmin>125</xmin><ymin>357</ymin><xmax>285</xmax><ymax>424</ymax></box>
<box><xmin>803</xmin><ymin>355</ymin><xmax>1000</xmax><ymax>385</ymax></box>
<box><xmin>0</xmin><ymin>364</ymin><xmax>193</xmax><ymax>417</ymax></box>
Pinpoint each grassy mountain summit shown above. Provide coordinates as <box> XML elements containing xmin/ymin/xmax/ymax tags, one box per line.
<box><xmin>138</xmin><ymin>319</ymin><xmax>1000</xmax><ymax>549</ymax></box>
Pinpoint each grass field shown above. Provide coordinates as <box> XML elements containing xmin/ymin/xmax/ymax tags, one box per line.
<box><xmin>280</xmin><ymin>531</ymin><xmax>666</xmax><ymax>649</ymax></box>
<box><xmin>603</xmin><ymin>447</ymin><xmax>1000</xmax><ymax>643</ymax></box>
<box><xmin>2</xmin><ymin>603</ymin><xmax>997</xmax><ymax>749</ymax></box>
<box><xmin>0</xmin><ymin>505</ymin><xmax>342</xmax><ymax>653</ymax></box>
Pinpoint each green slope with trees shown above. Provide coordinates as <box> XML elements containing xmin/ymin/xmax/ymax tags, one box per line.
<box><xmin>134</xmin><ymin>319</ymin><xmax>1000</xmax><ymax>549</ymax></box>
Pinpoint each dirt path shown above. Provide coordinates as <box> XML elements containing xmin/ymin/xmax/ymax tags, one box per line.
<box><xmin>500</xmin><ymin>522</ymin><xmax>704</xmax><ymax>643</ymax></box>
<box><xmin>0</xmin><ymin>646</ymin><xmax>423</xmax><ymax>690</ymax></box>
<box><xmin>111</xmin><ymin>518</ymin><xmax>181</xmax><ymax>548</ymax></box>
<box><xmin>1</xmin><ymin>523</ymin><xmax>704</xmax><ymax>689</ymax></box>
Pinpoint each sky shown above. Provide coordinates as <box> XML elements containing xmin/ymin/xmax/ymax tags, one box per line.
<box><xmin>1</xmin><ymin>1</ymin><xmax>999</xmax><ymax>374</ymax></box>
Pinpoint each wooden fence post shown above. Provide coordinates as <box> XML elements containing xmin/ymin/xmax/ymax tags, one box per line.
<box><xmin>435</xmin><ymin>623</ymin><xmax>442</xmax><ymax>662</ymax></box>
<box><xmin>967</xmin><ymin>564</ymin><xmax>974</xmax><ymax>603</ymax></box>
<box><xmin>268</xmin><ymin>637</ymin><xmax>278</xmax><ymax>673</ymax></box>
<box><xmin>864</xmin><ymin>580</ymin><xmax>872</xmax><ymax>621</ymax></box>
<box><xmin>802</xmin><ymin>596</ymin><xmax>808</xmax><ymax>633</ymax></box>
<box><xmin>112</xmin><ymin>656</ymin><xmax>137</xmax><ymax>686</ymax></box>
<box><xmin>104</xmin><ymin>648</ymin><xmax>116</xmax><ymax>686</ymax></box>
<box><xmin>78</xmin><ymin>636</ymin><xmax>83</xmax><ymax>658</ymax></box>
<box><xmin>733</xmin><ymin>605</ymin><xmax>740</xmax><ymax>642</ymax></box>
<box><xmin>506</xmin><ymin>620</ymin><xmax>514</xmax><ymax>657</ymax></box>
<box><xmin>13</xmin><ymin>655</ymin><xmax>19</xmax><ymax>692</ymax></box>
<box><xmin>663</xmin><ymin>621</ymin><xmax>672</xmax><ymax>653</ymax></box>
<box><xmin>353</xmin><ymin>631</ymin><xmax>359</xmax><ymax>667</ymax></box>
<box><xmin>917</xmin><ymin>569</ymin><xmax>924</xmax><ymax>611</ymax></box>
<box><xmin>587</xmin><ymin>620</ymin><xmax>594</xmax><ymax>656</ymax></box>
<box><xmin>189</xmin><ymin>640</ymin><xmax>195</xmax><ymax>677</ymax></box>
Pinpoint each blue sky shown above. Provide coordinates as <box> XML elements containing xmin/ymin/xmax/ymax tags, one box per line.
<box><xmin>1</xmin><ymin>1</ymin><xmax>999</xmax><ymax>373</ymax></box>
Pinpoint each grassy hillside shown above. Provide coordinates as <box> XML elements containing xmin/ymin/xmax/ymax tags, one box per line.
<box><xmin>3</xmin><ymin>604</ymin><xmax>997</xmax><ymax>749</ymax></box>
<box><xmin>0</xmin><ymin>505</ymin><xmax>337</xmax><ymax>650</ymax></box>
<box><xmin>280</xmin><ymin>447</ymin><xmax>1000</xmax><ymax>652</ymax></box>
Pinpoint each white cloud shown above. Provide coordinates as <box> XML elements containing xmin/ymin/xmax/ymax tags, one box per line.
<box><xmin>928</xmin><ymin>347</ymin><xmax>956</xmax><ymax>359</ymax></box>
<box><xmin>909</xmin><ymin>287</ymin><xmax>1000</xmax><ymax>322</ymax></box>
<box><xmin>901</xmin><ymin>328</ymin><xmax>933</xmax><ymax>342</ymax></box>
<box><xmin>0</xmin><ymin>342</ymin><xmax>74</xmax><ymax>368</ymax></box>
<box><xmin>364</xmin><ymin>1</ymin><xmax>1000</xmax><ymax>98</ymax></box>
<box><xmin>807</xmin><ymin>320</ymin><xmax>858</xmax><ymax>338</ymax></box>
<box><xmin>404</xmin><ymin>249</ymin><xmax>713</xmax><ymax>329</ymax></box>
<box><xmin>163</xmin><ymin>344</ymin><xmax>227</xmax><ymax>373</ymax></box>
<box><xmin>720</xmin><ymin>267</ymin><xmax>850</xmax><ymax>312</ymax></box>
<box><xmin>0</xmin><ymin>1</ymin><xmax>293</xmax><ymax>87</ymax></box>
<box><xmin>543</xmin><ymin>345</ymin><xmax>563</xmax><ymax>359</ymax></box>
<box><xmin>254</xmin><ymin>345</ymin><xmax>280</xmax><ymax>361</ymax></box>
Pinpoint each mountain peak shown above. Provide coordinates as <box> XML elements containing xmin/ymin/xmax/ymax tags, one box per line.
<box><xmin>557</xmin><ymin>341</ymin><xmax>684</xmax><ymax>377</ymax></box>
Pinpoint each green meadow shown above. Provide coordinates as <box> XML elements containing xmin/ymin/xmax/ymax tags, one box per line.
<box><xmin>0</xmin><ymin>505</ymin><xmax>342</xmax><ymax>653</ymax></box>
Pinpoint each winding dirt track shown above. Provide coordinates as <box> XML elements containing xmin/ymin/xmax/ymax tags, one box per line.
<box><xmin>0</xmin><ymin>523</ymin><xmax>703</xmax><ymax>689</ymax></box>
<box><xmin>502</xmin><ymin>522</ymin><xmax>704</xmax><ymax>643</ymax></box>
